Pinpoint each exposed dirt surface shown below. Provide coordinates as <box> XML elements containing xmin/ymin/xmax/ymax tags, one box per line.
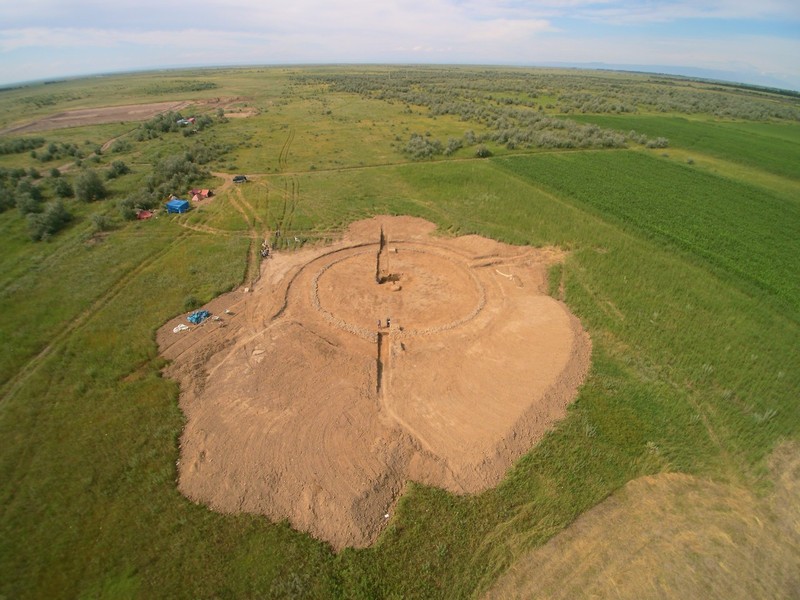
<box><xmin>0</xmin><ymin>97</ymin><xmax>253</xmax><ymax>135</ymax></box>
<box><xmin>484</xmin><ymin>443</ymin><xmax>800</xmax><ymax>600</ymax></box>
<box><xmin>0</xmin><ymin>101</ymin><xmax>192</xmax><ymax>135</ymax></box>
<box><xmin>158</xmin><ymin>216</ymin><xmax>591</xmax><ymax>549</ymax></box>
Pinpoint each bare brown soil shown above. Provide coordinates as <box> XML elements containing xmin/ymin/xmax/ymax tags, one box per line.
<box><xmin>158</xmin><ymin>216</ymin><xmax>591</xmax><ymax>549</ymax></box>
<box><xmin>484</xmin><ymin>443</ymin><xmax>800</xmax><ymax>600</ymax></box>
<box><xmin>0</xmin><ymin>97</ymin><xmax>253</xmax><ymax>135</ymax></box>
<box><xmin>0</xmin><ymin>101</ymin><xmax>192</xmax><ymax>135</ymax></box>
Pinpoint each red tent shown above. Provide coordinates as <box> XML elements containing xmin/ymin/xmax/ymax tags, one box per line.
<box><xmin>189</xmin><ymin>189</ymin><xmax>213</xmax><ymax>200</ymax></box>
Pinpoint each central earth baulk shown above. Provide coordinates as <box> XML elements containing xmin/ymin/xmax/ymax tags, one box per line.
<box><xmin>316</xmin><ymin>245</ymin><xmax>484</xmax><ymax>334</ymax></box>
<box><xmin>158</xmin><ymin>216</ymin><xmax>591</xmax><ymax>549</ymax></box>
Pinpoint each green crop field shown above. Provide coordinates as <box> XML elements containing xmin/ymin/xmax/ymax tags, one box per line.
<box><xmin>0</xmin><ymin>66</ymin><xmax>799</xmax><ymax>599</ymax></box>
<box><xmin>570</xmin><ymin>114</ymin><xmax>800</xmax><ymax>180</ymax></box>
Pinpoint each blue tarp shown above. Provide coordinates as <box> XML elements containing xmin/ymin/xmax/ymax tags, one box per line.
<box><xmin>187</xmin><ymin>310</ymin><xmax>210</xmax><ymax>324</ymax></box>
<box><xmin>166</xmin><ymin>199</ymin><xmax>190</xmax><ymax>213</ymax></box>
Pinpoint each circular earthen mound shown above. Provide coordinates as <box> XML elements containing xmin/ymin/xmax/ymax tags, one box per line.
<box><xmin>158</xmin><ymin>216</ymin><xmax>591</xmax><ymax>550</ymax></box>
<box><xmin>315</xmin><ymin>246</ymin><xmax>484</xmax><ymax>334</ymax></box>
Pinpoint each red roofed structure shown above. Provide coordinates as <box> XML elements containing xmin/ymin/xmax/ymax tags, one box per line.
<box><xmin>189</xmin><ymin>189</ymin><xmax>213</xmax><ymax>201</ymax></box>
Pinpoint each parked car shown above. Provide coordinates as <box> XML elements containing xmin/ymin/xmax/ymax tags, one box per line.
<box><xmin>233</xmin><ymin>175</ymin><xmax>247</xmax><ymax>183</ymax></box>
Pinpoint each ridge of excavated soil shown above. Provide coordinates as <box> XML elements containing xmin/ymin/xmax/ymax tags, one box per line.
<box><xmin>158</xmin><ymin>216</ymin><xmax>592</xmax><ymax>549</ymax></box>
<box><xmin>484</xmin><ymin>443</ymin><xmax>800</xmax><ymax>600</ymax></box>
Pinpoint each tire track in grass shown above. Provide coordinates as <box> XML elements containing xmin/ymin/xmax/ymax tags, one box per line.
<box><xmin>286</xmin><ymin>176</ymin><xmax>300</xmax><ymax>234</ymax></box>
<box><xmin>270</xmin><ymin>175</ymin><xmax>301</xmax><ymax>247</ymax></box>
<box><xmin>274</xmin><ymin>129</ymin><xmax>301</xmax><ymax>244</ymax></box>
<box><xmin>209</xmin><ymin>172</ymin><xmax>271</xmax><ymax>286</ymax></box>
<box><xmin>177</xmin><ymin>222</ymin><xmax>242</xmax><ymax>236</ymax></box>
<box><xmin>0</xmin><ymin>230</ymin><xmax>192</xmax><ymax>406</ymax></box>
<box><xmin>278</xmin><ymin>128</ymin><xmax>295</xmax><ymax>171</ymax></box>
<box><xmin>228</xmin><ymin>183</ymin><xmax>262</xmax><ymax>286</ymax></box>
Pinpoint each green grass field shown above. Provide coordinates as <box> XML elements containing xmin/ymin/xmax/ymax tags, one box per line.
<box><xmin>1</xmin><ymin>66</ymin><xmax>798</xmax><ymax>599</ymax></box>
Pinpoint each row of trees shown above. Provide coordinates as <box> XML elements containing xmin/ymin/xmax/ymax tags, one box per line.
<box><xmin>30</xmin><ymin>140</ymin><xmax>101</xmax><ymax>163</ymax></box>
<box><xmin>0</xmin><ymin>137</ymin><xmax>45</xmax><ymax>155</ymax></box>
<box><xmin>311</xmin><ymin>71</ymin><xmax>671</xmax><ymax>155</ymax></box>
<box><xmin>135</xmin><ymin>111</ymin><xmax>215</xmax><ymax>141</ymax></box>
<box><xmin>302</xmin><ymin>68</ymin><xmax>800</xmax><ymax>124</ymax></box>
<box><xmin>402</xmin><ymin>133</ymin><xmax>490</xmax><ymax>159</ymax></box>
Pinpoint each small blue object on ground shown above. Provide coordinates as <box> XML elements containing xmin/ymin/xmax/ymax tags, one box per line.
<box><xmin>187</xmin><ymin>310</ymin><xmax>211</xmax><ymax>324</ymax></box>
<box><xmin>166</xmin><ymin>199</ymin><xmax>191</xmax><ymax>213</ymax></box>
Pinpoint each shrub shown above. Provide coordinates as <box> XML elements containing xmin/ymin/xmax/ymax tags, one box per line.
<box><xmin>403</xmin><ymin>133</ymin><xmax>443</xmax><ymax>160</ymax></box>
<box><xmin>0</xmin><ymin>137</ymin><xmax>45</xmax><ymax>155</ymax></box>
<box><xmin>110</xmin><ymin>139</ymin><xmax>132</xmax><ymax>153</ymax></box>
<box><xmin>118</xmin><ymin>199</ymin><xmax>138</xmax><ymax>221</ymax></box>
<box><xmin>444</xmin><ymin>137</ymin><xmax>463</xmax><ymax>156</ymax></box>
<box><xmin>16</xmin><ymin>179</ymin><xmax>42</xmax><ymax>202</ymax></box>
<box><xmin>28</xmin><ymin>200</ymin><xmax>72</xmax><ymax>241</ymax></box>
<box><xmin>53</xmin><ymin>178</ymin><xmax>74</xmax><ymax>198</ymax></box>
<box><xmin>183</xmin><ymin>295</ymin><xmax>200</xmax><ymax>311</ymax></box>
<box><xmin>0</xmin><ymin>186</ymin><xmax>14</xmax><ymax>212</ymax></box>
<box><xmin>91</xmin><ymin>213</ymin><xmax>114</xmax><ymax>233</ymax></box>
<box><xmin>16</xmin><ymin>193</ymin><xmax>42</xmax><ymax>215</ymax></box>
<box><xmin>646</xmin><ymin>137</ymin><xmax>670</xmax><ymax>149</ymax></box>
<box><xmin>475</xmin><ymin>145</ymin><xmax>493</xmax><ymax>158</ymax></box>
<box><xmin>106</xmin><ymin>160</ymin><xmax>131</xmax><ymax>180</ymax></box>
<box><xmin>119</xmin><ymin>190</ymin><xmax>161</xmax><ymax>220</ymax></box>
<box><xmin>75</xmin><ymin>170</ymin><xmax>107</xmax><ymax>202</ymax></box>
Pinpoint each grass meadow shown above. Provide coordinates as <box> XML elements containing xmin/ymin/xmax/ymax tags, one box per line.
<box><xmin>0</xmin><ymin>67</ymin><xmax>798</xmax><ymax>598</ymax></box>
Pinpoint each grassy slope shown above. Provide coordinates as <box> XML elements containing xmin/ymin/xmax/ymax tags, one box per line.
<box><xmin>1</xmin><ymin>68</ymin><xmax>799</xmax><ymax>599</ymax></box>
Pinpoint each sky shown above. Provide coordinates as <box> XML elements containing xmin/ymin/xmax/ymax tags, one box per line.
<box><xmin>1</xmin><ymin>0</ymin><xmax>799</xmax><ymax>90</ymax></box>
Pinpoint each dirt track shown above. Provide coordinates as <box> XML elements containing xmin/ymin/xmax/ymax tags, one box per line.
<box><xmin>158</xmin><ymin>216</ymin><xmax>591</xmax><ymax>549</ymax></box>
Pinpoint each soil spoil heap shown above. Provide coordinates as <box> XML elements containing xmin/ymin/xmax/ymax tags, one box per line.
<box><xmin>158</xmin><ymin>216</ymin><xmax>591</xmax><ymax>549</ymax></box>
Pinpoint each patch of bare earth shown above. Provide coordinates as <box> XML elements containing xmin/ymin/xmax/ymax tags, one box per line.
<box><xmin>158</xmin><ymin>216</ymin><xmax>591</xmax><ymax>549</ymax></box>
<box><xmin>484</xmin><ymin>442</ymin><xmax>800</xmax><ymax>600</ymax></box>
<box><xmin>0</xmin><ymin>101</ymin><xmax>193</xmax><ymax>135</ymax></box>
<box><xmin>0</xmin><ymin>97</ymin><xmax>252</xmax><ymax>135</ymax></box>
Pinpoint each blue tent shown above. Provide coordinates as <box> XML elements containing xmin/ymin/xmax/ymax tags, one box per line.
<box><xmin>166</xmin><ymin>198</ymin><xmax>190</xmax><ymax>213</ymax></box>
<box><xmin>187</xmin><ymin>310</ymin><xmax>211</xmax><ymax>324</ymax></box>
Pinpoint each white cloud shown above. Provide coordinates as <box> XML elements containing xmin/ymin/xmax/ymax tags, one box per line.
<box><xmin>0</xmin><ymin>0</ymin><xmax>798</xmax><ymax>87</ymax></box>
<box><xmin>563</xmin><ymin>0</ymin><xmax>800</xmax><ymax>23</ymax></box>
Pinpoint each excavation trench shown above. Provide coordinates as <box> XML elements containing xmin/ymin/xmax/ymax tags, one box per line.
<box><xmin>158</xmin><ymin>216</ymin><xmax>591</xmax><ymax>550</ymax></box>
